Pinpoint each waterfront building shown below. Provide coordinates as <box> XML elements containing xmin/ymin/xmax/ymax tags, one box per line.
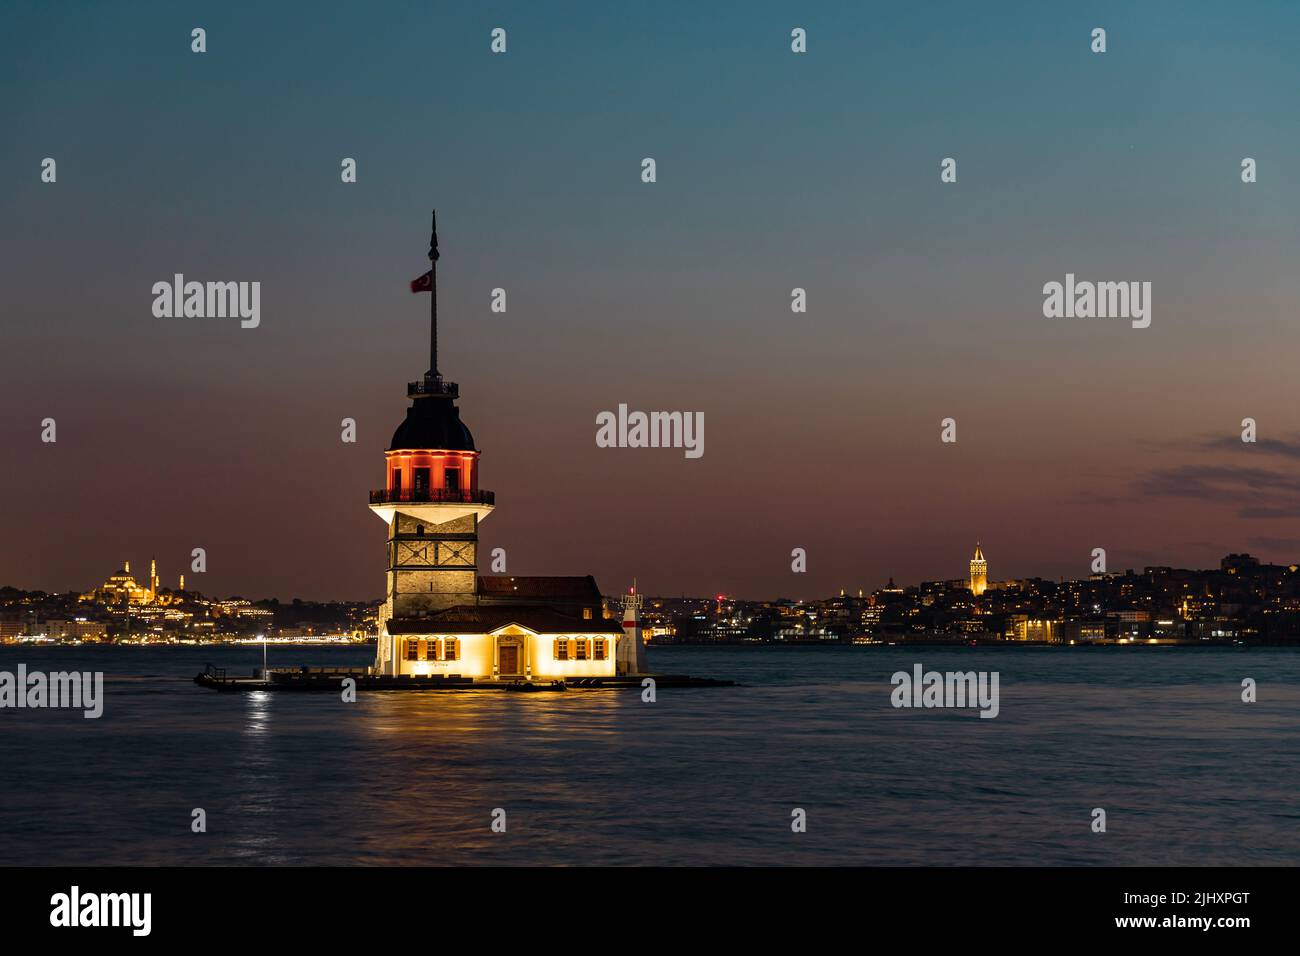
<box><xmin>1005</xmin><ymin>615</ymin><xmax>1058</xmax><ymax>642</ymax></box>
<box><xmin>42</xmin><ymin>619</ymin><xmax>109</xmax><ymax>641</ymax></box>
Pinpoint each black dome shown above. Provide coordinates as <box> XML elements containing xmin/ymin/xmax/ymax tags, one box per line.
<box><xmin>389</xmin><ymin>397</ymin><xmax>476</xmax><ymax>451</ymax></box>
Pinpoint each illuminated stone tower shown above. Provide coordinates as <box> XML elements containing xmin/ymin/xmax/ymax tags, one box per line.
<box><xmin>970</xmin><ymin>543</ymin><xmax>987</xmax><ymax>596</ymax></box>
<box><xmin>368</xmin><ymin>212</ymin><xmax>495</xmax><ymax>675</ymax></box>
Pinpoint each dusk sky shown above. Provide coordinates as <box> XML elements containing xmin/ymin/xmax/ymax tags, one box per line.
<box><xmin>4</xmin><ymin>1</ymin><xmax>1300</xmax><ymax>600</ymax></box>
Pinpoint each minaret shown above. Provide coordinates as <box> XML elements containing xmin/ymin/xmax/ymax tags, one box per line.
<box><xmin>368</xmin><ymin>212</ymin><xmax>494</xmax><ymax>675</ymax></box>
<box><xmin>149</xmin><ymin>558</ymin><xmax>158</xmax><ymax>601</ymax></box>
<box><xmin>617</xmin><ymin>582</ymin><xmax>649</xmax><ymax>675</ymax></box>
<box><xmin>970</xmin><ymin>543</ymin><xmax>988</xmax><ymax>596</ymax></box>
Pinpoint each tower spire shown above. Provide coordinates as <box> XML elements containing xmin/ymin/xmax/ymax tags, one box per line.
<box><xmin>427</xmin><ymin>209</ymin><xmax>440</xmax><ymax>381</ymax></box>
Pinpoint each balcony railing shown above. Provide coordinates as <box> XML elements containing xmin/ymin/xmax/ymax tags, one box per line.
<box><xmin>370</xmin><ymin>488</ymin><xmax>495</xmax><ymax>506</ymax></box>
<box><xmin>407</xmin><ymin>378</ymin><xmax>459</xmax><ymax>398</ymax></box>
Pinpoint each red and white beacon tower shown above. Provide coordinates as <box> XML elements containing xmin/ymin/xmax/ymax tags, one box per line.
<box><xmin>618</xmin><ymin>583</ymin><xmax>649</xmax><ymax>675</ymax></box>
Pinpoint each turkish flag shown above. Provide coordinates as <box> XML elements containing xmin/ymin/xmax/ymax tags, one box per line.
<box><xmin>409</xmin><ymin>270</ymin><xmax>432</xmax><ymax>293</ymax></box>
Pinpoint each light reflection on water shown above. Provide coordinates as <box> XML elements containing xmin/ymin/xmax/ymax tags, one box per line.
<box><xmin>1</xmin><ymin>645</ymin><xmax>1297</xmax><ymax>865</ymax></box>
<box><xmin>230</xmin><ymin>690</ymin><xmax>287</xmax><ymax>863</ymax></box>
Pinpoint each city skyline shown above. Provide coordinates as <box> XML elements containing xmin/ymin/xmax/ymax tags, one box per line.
<box><xmin>4</xmin><ymin>541</ymin><xmax>1294</xmax><ymax>605</ymax></box>
<box><xmin>5</xmin><ymin>544</ymin><xmax>1296</xmax><ymax>647</ymax></box>
<box><xmin>6</xmin><ymin>2</ymin><xmax>1300</xmax><ymax>600</ymax></box>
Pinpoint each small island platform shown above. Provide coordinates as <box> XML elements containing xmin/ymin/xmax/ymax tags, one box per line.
<box><xmin>194</xmin><ymin>664</ymin><xmax>734</xmax><ymax>693</ymax></box>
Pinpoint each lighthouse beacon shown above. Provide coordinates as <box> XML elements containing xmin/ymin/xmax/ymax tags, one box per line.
<box><xmin>618</xmin><ymin>583</ymin><xmax>649</xmax><ymax>675</ymax></box>
<box><xmin>368</xmin><ymin>213</ymin><xmax>625</xmax><ymax>681</ymax></box>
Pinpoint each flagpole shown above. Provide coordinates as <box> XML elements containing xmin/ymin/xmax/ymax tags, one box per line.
<box><xmin>429</xmin><ymin>209</ymin><xmax>439</xmax><ymax>381</ymax></box>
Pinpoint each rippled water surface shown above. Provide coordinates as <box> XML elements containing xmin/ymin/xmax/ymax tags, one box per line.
<box><xmin>1</xmin><ymin>644</ymin><xmax>1296</xmax><ymax>865</ymax></box>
